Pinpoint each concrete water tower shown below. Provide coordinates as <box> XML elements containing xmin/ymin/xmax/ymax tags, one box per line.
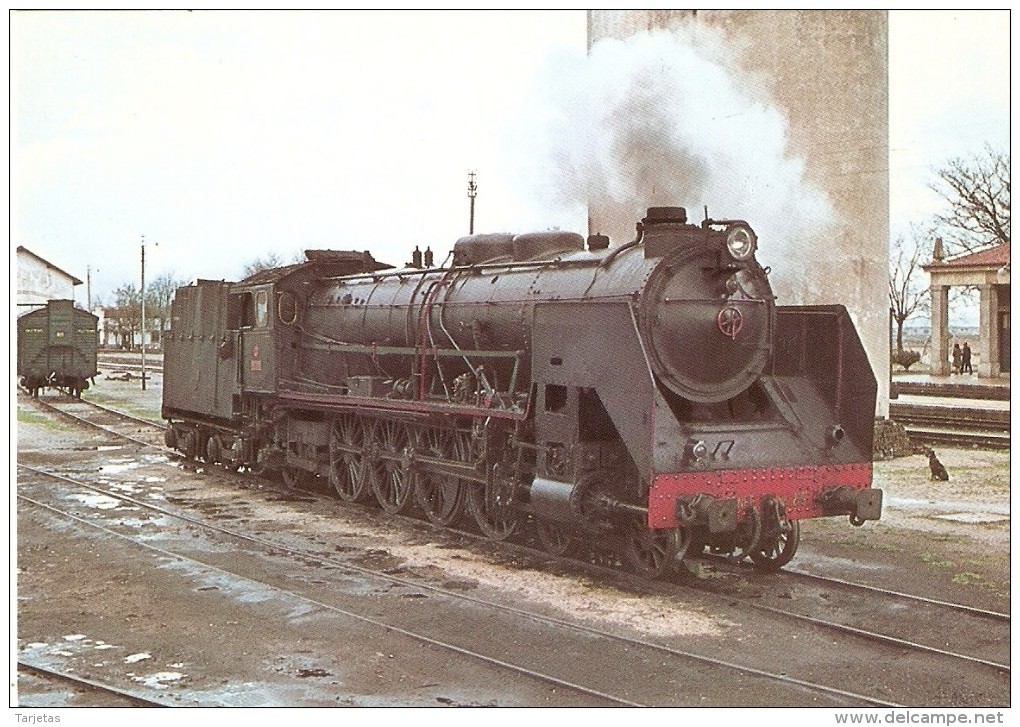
<box><xmin>588</xmin><ymin>10</ymin><xmax>890</xmax><ymax>415</ymax></box>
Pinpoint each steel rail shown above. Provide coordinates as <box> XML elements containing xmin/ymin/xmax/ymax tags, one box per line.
<box><xmin>17</xmin><ymin>660</ymin><xmax>171</xmax><ymax>707</ymax></box>
<box><xmin>782</xmin><ymin>566</ymin><xmax>1010</xmax><ymax>622</ymax></box>
<box><xmin>20</xmin><ymin>393</ymin><xmax>159</xmax><ymax>448</ymax></box>
<box><xmin>19</xmin><ymin>393</ymin><xmax>1007</xmax><ymax>680</ymax></box>
<box><xmin>19</xmin><ymin>464</ymin><xmax>898</xmax><ymax>708</ymax></box>
<box><xmin>18</xmin><ymin>488</ymin><xmax>642</xmax><ymax>708</ymax></box>
<box><xmin>21</xmin><ymin>398</ymin><xmax>1006</xmax><ymax>697</ymax></box>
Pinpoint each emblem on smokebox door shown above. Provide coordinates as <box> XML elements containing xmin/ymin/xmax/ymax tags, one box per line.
<box><xmin>717</xmin><ymin>306</ymin><xmax>744</xmax><ymax>340</ymax></box>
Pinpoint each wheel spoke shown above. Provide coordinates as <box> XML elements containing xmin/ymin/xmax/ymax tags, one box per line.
<box><xmin>467</xmin><ymin>478</ymin><xmax>520</xmax><ymax>541</ymax></box>
<box><xmin>535</xmin><ymin>519</ymin><xmax>576</xmax><ymax>557</ymax></box>
<box><xmin>624</xmin><ymin>519</ymin><xmax>686</xmax><ymax>579</ymax></box>
<box><xmin>329</xmin><ymin>415</ymin><xmax>370</xmax><ymax>502</ymax></box>
<box><xmin>413</xmin><ymin>428</ymin><xmax>462</xmax><ymax>526</ymax></box>
<box><xmin>369</xmin><ymin>420</ymin><xmax>412</xmax><ymax>514</ymax></box>
<box><xmin>750</xmin><ymin>518</ymin><xmax>800</xmax><ymax>572</ymax></box>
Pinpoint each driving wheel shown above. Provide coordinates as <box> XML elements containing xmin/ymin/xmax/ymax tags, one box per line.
<box><xmin>413</xmin><ymin>428</ymin><xmax>463</xmax><ymax>526</ymax></box>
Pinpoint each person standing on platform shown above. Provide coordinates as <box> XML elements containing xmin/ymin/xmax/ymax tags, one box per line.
<box><xmin>952</xmin><ymin>343</ymin><xmax>963</xmax><ymax>375</ymax></box>
<box><xmin>962</xmin><ymin>341</ymin><xmax>973</xmax><ymax>374</ymax></box>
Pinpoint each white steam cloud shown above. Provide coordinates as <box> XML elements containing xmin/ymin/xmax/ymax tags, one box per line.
<box><xmin>509</xmin><ymin>26</ymin><xmax>838</xmax><ymax>305</ymax></box>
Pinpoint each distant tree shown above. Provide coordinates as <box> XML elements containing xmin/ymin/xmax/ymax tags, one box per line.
<box><xmin>241</xmin><ymin>251</ymin><xmax>304</xmax><ymax>279</ymax></box>
<box><xmin>108</xmin><ymin>283</ymin><xmax>141</xmax><ymax>348</ymax></box>
<box><xmin>930</xmin><ymin>146</ymin><xmax>1010</xmax><ymax>254</ymax></box>
<box><xmin>888</xmin><ymin>225</ymin><xmax>933</xmax><ymax>354</ymax></box>
<box><xmin>147</xmin><ymin>272</ymin><xmax>190</xmax><ymax>344</ymax></box>
<box><xmin>891</xmin><ymin>349</ymin><xmax>922</xmax><ymax>372</ymax></box>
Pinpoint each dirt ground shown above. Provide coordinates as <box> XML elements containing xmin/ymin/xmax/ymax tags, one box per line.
<box><xmin>13</xmin><ymin>370</ymin><xmax>1013</xmax><ymax>707</ymax></box>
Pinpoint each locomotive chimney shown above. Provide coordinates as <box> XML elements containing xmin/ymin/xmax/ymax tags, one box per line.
<box><xmin>642</xmin><ymin>207</ymin><xmax>697</xmax><ymax>258</ymax></box>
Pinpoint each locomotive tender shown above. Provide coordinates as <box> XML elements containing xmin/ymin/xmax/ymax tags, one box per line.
<box><xmin>18</xmin><ymin>299</ymin><xmax>99</xmax><ymax>398</ymax></box>
<box><xmin>162</xmin><ymin>206</ymin><xmax>882</xmax><ymax>577</ymax></box>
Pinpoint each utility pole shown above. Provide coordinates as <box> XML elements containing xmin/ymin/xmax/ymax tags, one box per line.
<box><xmin>86</xmin><ymin>266</ymin><xmax>92</xmax><ymax>312</ymax></box>
<box><xmin>467</xmin><ymin>170</ymin><xmax>477</xmax><ymax>234</ymax></box>
<box><xmin>141</xmin><ymin>236</ymin><xmax>147</xmax><ymax>392</ymax></box>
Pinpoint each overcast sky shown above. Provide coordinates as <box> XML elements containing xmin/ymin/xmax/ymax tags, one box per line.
<box><xmin>11</xmin><ymin>10</ymin><xmax>1011</xmax><ymax>323</ymax></box>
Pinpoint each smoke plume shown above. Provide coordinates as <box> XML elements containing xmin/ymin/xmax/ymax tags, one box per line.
<box><xmin>512</xmin><ymin>26</ymin><xmax>837</xmax><ymax>304</ymax></box>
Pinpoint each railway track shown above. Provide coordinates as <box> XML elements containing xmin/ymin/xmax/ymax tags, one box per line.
<box><xmin>24</xmin><ymin>391</ymin><xmax>1011</xmax><ymax>644</ymax></box>
<box><xmin>17</xmin><ymin>392</ymin><xmax>1010</xmax><ymax>705</ymax></box>
<box><xmin>901</xmin><ymin>425</ymin><xmax>1009</xmax><ymax>450</ymax></box>
<box><xmin>17</xmin><ymin>661</ymin><xmax>170</xmax><ymax>707</ymax></box>
<box><xmin>890</xmin><ymin>399</ymin><xmax>1010</xmax><ymax>450</ymax></box>
<box><xmin>20</xmin><ymin>390</ymin><xmax>163</xmax><ymax>448</ymax></box>
<box><xmin>700</xmin><ymin>559</ymin><xmax>1009</xmax><ymax>672</ymax></box>
<box><xmin>19</xmin><ymin>467</ymin><xmax>888</xmax><ymax>707</ymax></box>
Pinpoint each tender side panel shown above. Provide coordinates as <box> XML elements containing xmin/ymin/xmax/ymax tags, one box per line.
<box><xmin>163</xmin><ymin>281</ymin><xmax>237</xmax><ymax>422</ymax></box>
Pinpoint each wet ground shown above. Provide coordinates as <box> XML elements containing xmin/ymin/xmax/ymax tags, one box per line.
<box><xmin>14</xmin><ymin>369</ymin><xmax>1012</xmax><ymax>708</ymax></box>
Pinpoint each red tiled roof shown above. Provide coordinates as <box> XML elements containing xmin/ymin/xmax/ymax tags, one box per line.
<box><xmin>942</xmin><ymin>242</ymin><xmax>1010</xmax><ymax>268</ymax></box>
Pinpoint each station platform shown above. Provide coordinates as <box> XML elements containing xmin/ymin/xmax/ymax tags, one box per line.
<box><xmin>888</xmin><ymin>373</ymin><xmax>1010</xmax><ymax>450</ymax></box>
<box><xmin>891</xmin><ymin>373</ymin><xmax>1010</xmax><ymax>402</ymax></box>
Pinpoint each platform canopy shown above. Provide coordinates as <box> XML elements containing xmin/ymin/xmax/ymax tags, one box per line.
<box><xmin>923</xmin><ymin>242</ymin><xmax>1010</xmax><ymax>377</ymax></box>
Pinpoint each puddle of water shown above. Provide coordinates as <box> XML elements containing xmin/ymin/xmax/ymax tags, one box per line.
<box><xmin>100</xmin><ymin>461</ymin><xmax>141</xmax><ymax>475</ymax></box>
<box><xmin>131</xmin><ymin>671</ymin><xmax>185</xmax><ymax>689</ymax></box>
<box><xmin>933</xmin><ymin>512</ymin><xmax>1010</xmax><ymax>524</ymax></box>
<box><xmin>889</xmin><ymin>496</ymin><xmax>1010</xmax><ymax>516</ymax></box>
<box><xmin>68</xmin><ymin>493</ymin><xmax>121</xmax><ymax>510</ymax></box>
<box><xmin>107</xmin><ymin>482</ymin><xmax>142</xmax><ymax>495</ymax></box>
<box><xmin>116</xmin><ymin>516</ymin><xmax>167</xmax><ymax>528</ymax></box>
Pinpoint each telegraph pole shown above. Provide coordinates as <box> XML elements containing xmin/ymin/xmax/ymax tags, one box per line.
<box><xmin>467</xmin><ymin>170</ymin><xmax>477</xmax><ymax>234</ymax></box>
<box><xmin>141</xmin><ymin>236</ymin><xmax>147</xmax><ymax>391</ymax></box>
<box><xmin>86</xmin><ymin>266</ymin><xmax>92</xmax><ymax>312</ymax></box>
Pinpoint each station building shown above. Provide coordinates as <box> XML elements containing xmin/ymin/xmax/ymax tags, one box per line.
<box><xmin>925</xmin><ymin>242</ymin><xmax>1011</xmax><ymax>378</ymax></box>
<box><xmin>16</xmin><ymin>245</ymin><xmax>82</xmax><ymax>309</ymax></box>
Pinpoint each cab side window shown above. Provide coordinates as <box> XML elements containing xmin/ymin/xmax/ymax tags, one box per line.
<box><xmin>240</xmin><ymin>292</ymin><xmax>256</xmax><ymax>328</ymax></box>
<box><xmin>255</xmin><ymin>291</ymin><xmax>269</xmax><ymax>327</ymax></box>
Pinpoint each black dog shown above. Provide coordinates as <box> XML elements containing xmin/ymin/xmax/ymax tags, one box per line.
<box><xmin>926</xmin><ymin>448</ymin><xmax>950</xmax><ymax>482</ymax></box>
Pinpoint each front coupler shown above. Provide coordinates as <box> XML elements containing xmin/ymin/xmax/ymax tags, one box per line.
<box><xmin>817</xmin><ymin>486</ymin><xmax>884</xmax><ymax>526</ymax></box>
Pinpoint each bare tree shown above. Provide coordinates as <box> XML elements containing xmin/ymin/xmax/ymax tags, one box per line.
<box><xmin>241</xmin><ymin>251</ymin><xmax>304</xmax><ymax>279</ymax></box>
<box><xmin>889</xmin><ymin>224</ymin><xmax>933</xmax><ymax>353</ymax></box>
<box><xmin>930</xmin><ymin>145</ymin><xmax>1010</xmax><ymax>254</ymax></box>
<box><xmin>147</xmin><ymin>272</ymin><xmax>190</xmax><ymax>345</ymax></box>
<box><xmin>108</xmin><ymin>283</ymin><xmax>141</xmax><ymax>348</ymax></box>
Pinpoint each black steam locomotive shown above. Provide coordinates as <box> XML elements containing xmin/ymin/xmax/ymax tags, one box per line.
<box><xmin>17</xmin><ymin>299</ymin><xmax>99</xmax><ymax>398</ymax></box>
<box><xmin>162</xmin><ymin>206</ymin><xmax>882</xmax><ymax>577</ymax></box>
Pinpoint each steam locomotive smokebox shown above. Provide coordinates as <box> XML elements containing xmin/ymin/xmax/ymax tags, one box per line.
<box><xmin>512</xmin><ymin>231</ymin><xmax>585</xmax><ymax>261</ymax></box>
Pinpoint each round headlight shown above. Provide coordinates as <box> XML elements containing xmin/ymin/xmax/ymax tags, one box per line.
<box><xmin>726</xmin><ymin>225</ymin><xmax>757</xmax><ymax>261</ymax></box>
